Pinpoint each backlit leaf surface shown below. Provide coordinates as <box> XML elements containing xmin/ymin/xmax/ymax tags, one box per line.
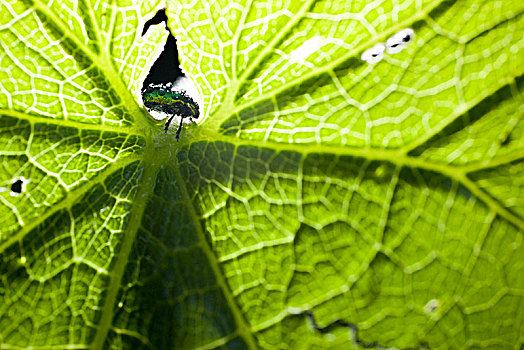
<box><xmin>1</xmin><ymin>0</ymin><xmax>523</xmax><ymax>348</ymax></box>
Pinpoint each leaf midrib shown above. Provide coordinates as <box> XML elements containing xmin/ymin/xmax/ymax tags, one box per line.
<box><xmin>1</xmin><ymin>109</ymin><xmax>144</xmax><ymax>135</ymax></box>
<box><xmin>90</xmin><ymin>153</ymin><xmax>158</xmax><ymax>350</ymax></box>
<box><xmin>0</xmin><ymin>156</ymin><xmax>141</xmax><ymax>255</ymax></box>
<box><xmin>210</xmin><ymin>0</ymin><xmax>447</xmax><ymax>129</ymax></box>
<box><xmin>186</xmin><ymin>130</ymin><xmax>524</xmax><ymax>231</ymax></box>
<box><xmin>207</xmin><ymin>3</ymin><xmax>524</xmax><ymax>157</ymax></box>
<box><xmin>169</xmin><ymin>149</ymin><xmax>259</xmax><ymax>350</ymax></box>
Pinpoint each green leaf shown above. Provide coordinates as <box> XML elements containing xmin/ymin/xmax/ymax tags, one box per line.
<box><xmin>1</xmin><ymin>0</ymin><xmax>523</xmax><ymax>349</ymax></box>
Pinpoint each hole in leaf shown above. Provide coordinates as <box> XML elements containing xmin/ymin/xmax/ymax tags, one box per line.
<box><xmin>141</xmin><ymin>9</ymin><xmax>203</xmax><ymax>139</ymax></box>
<box><xmin>10</xmin><ymin>177</ymin><xmax>26</xmax><ymax>196</ymax></box>
<box><xmin>142</xmin><ymin>9</ymin><xmax>184</xmax><ymax>86</ymax></box>
<box><xmin>142</xmin><ymin>9</ymin><xmax>168</xmax><ymax>36</ymax></box>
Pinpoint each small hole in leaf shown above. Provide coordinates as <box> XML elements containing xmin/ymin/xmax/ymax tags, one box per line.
<box><xmin>10</xmin><ymin>177</ymin><xmax>26</xmax><ymax>196</ymax></box>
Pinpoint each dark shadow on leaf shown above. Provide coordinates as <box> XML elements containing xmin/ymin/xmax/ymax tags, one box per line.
<box><xmin>409</xmin><ymin>74</ymin><xmax>523</xmax><ymax>157</ymax></box>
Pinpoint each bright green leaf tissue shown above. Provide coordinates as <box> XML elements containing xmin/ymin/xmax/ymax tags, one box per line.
<box><xmin>1</xmin><ymin>0</ymin><xmax>523</xmax><ymax>349</ymax></box>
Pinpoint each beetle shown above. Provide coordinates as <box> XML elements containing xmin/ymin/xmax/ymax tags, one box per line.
<box><xmin>142</xmin><ymin>82</ymin><xmax>200</xmax><ymax>141</ymax></box>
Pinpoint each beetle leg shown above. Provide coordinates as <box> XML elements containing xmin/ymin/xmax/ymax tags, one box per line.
<box><xmin>176</xmin><ymin>117</ymin><xmax>184</xmax><ymax>141</ymax></box>
<box><xmin>165</xmin><ymin>115</ymin><xmax>175</xmax><ymax>133</ymax></box>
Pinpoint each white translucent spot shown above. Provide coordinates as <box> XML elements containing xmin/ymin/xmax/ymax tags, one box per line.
<box><xmin>288</xmin><ymin>36</ymin><xmax>323</xmax><ymax>63</ymax></box>
<box><xmin>386</xmin><ymin>28</ymin><xmax>415</xmax><ymax>54</ymax></box>
<box><xmin>286</xmin><ymin>307</ymin><xmax>303</xmax><ymax>314</ymax></box>
<box><xmin>361</xmin><ymin>43</ymin><xmax>386</xmax><ymax>64</ymax></box>
<box><xmin>423</xmin><ymin>299</ymin><xmax>440</xmax><ymax>314</ymax></box>
<box><xmin>148</xmin><ymin>109</ymin><xmax>169</xmax><ymax>121</ymax></box>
